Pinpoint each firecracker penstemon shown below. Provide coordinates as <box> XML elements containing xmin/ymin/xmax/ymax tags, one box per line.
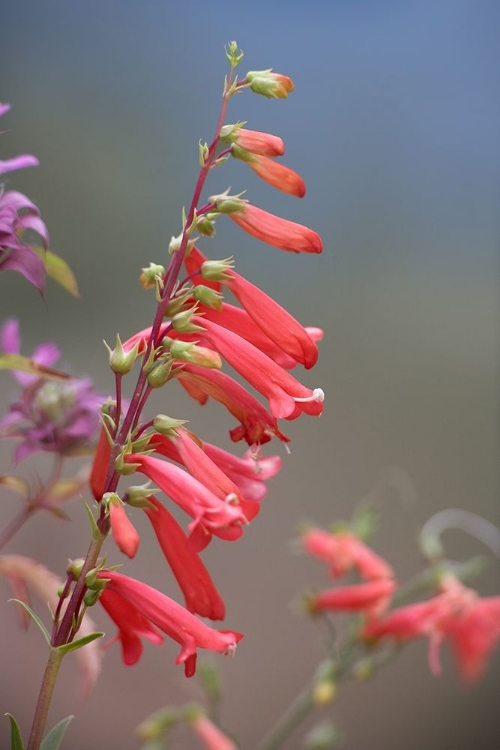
<box><xmin>1</xmin><ymin>42</ymin><xmax>499</xmax><ymax>750</ymax></box>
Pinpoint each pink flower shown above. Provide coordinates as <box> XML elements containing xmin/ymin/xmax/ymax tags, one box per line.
<box><xmin>109</xmin><ymin>500</ymin><xmax>140</xmax><ymax>559</ymax></box>
<box><xmin>233</xmin><ymin>146</ymin><xmax>306</xmax><ymax>197</ymax></box>
<box><xmin>302</xmin><ymin>528</ymin><xmax>394</xmax><ymax>581</ymax></box>
<box><xmin>190</xmin><ymin>714</ymin><xmax>237</xmax><ymax>750</ymax></box>
<box><xmin>363</xmin><ymin>577</ymin><xmax>500</xmax><ymax>682</ymax></box>
<box><xmin>177</xmin><ymin>363</ymin><xmax>289</xmax><ymax>445</ymax></box>
<box><xmin>234</xmin><ymin>128</ymin><xmax>285</xmax><ymax>156</ymax></box>
<box><xmin>200</xmin><ymin>319</ymin><xmax>324</xmax><ymax>420</ymax></box>
<box><xmin>0</xmin><ymin>103</ymin><xmax>39</xmax><ymax>176</ymax></box>
<box><xmin>223</xmin><ymin>270</ymin><xmax>319</xmax><ymax>369</ymax></box>
<box><xmin>144</xmin><ymin>496</ymin><xmax>225</xmax><ymax>620</ymax></box>
<box><xmin>98</xmin><ymin>570</ymin><xmax>243</xmax><ymax>677</ymax></box>
<box><xmin>99</xmin><ymin>589</ymin><xmax>164</xmax><ymax>665</ymax></box>
<box><xmin>150</xmin><ymin>430</ymin><xmax>260</xmax><ymax>522</ymax></box>
<box><xmin>124</xmin><ymin>453</ymin><xmax>248</xmax><ymax>552</ymax></box>
<box><xmin>90</xmin><ymin>424</ymin><xmax>112</xmax><ymax>501</ymax></box>
<box><xmin>309</xmin><ymin>579</ymin><xmax>396</xmax><ymax>617</ymax></box>
<box><xmin>203</xmin><ymin>443</ymin><xmax>282</xmax><ymax>503</ymax></box>
<box><xmin>229</xmin><ymin>204</ymin><xmax>322</xmax><ymax>254</ymax></box>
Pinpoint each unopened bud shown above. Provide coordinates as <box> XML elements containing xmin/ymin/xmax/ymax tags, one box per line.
<box><xmin>209</xmin><ymin>190</ymin><xmax>247</xmax><ymax>214</ymax></box>
<box><xmin>225</xmin><ymin>40</ymin><xmax>244</xmax><ymax>67</ymax></box>
<box><xmin>246</xmin><ymin>69</ymin><xmax>294</xmax><ymax>99</ymax></box>
<box><xmin>147</xmin><ymin>357</ymin><xmax>174</xmax><ymax>388</ymax></box>
<box><xmin>353</xmin><ymin>658</ymin><xmax>376</xmax><ymax>682</ymax></box>
<box><xmin>171</xmin><ymin>306</ymin><xmax>204</xmax><ymax>333</ymax></box>
<box><xmin>104</xmin><ymin>334</ymin><xmax>140</xmax><ymax>375</ymax></box>
<box><xmin>169</xmin><ymin>339</ymin><xmax>222</xmax><ymax>369</ymax></box>
<box><xmin>140</xmin><ymin>262</ymin><xmax>165</xmax><ymax>289</ymax></box>
<box><xmin>200</xmin><ymin>257</ymin><xmax>234</xmax><ymax>281</ymax></box>
<box><xmin>67</xmin><ymin>558</ymin><xmax>85</xmax><ymax>579</ymax></box>
<box><xmin>153</xmin><ymin>414</ymin><xmax>188</xmax><ymax>437</ymax></box>
<box><xmin>192</xmin><ymin>285</ymin><xmax>223</xmax><ymax>310</ymax></box>
<box><xmin>126</xmin><ymin>482</ymin><xmax>159</xmax><ymax>508</ymax></box>
<box><xmin>115</xmin><ymin>449</ymin><xmax>140</xmax><ymax>475</ymax></box>
<box><xmin>197</xmin><ymin>213</ymin><xmax>219</xmax><ymax>237</ymax></box>
<box><xmin>164</xmin><ymin>291</ymin><xmax>191</xmax><ymax>318</ymax></box>
<box><xmin>136</xmin><ymin>708</ymin><xmax>180</xmax><ymax>741</ymax></box>
<box><xmin>84</xmin><ymin>588</ymin><xmax>101</xmax><ymax>607</ymax></box>
<box><xmin>305</xmin><ymin>720</ymin><xmax>341</xmax><ymax>750</ymax></box>
<box><xmin>313</xmin><ymin>680</ymin><xmax>337</xmax><ymax>706</ymax></box>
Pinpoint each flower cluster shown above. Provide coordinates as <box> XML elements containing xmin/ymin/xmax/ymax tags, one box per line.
<box><xmin>83</xmin><ymin>53</ymin><xmax>325</xmax><ymax>677</ymax></box>
<box><xmin>0</xmin><ymin>319</ymin><xmax>103</xmax><ymax>462</ymax></box>
<box><xmin>0</xmin><ymin>103</ymin><xmax>48</xmax><ymax>292</ymax></box>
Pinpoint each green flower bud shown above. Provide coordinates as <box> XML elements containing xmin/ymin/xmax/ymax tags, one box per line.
<box><xmin>126</xmin><ymin>482</ymin><xmax>159</xmax><ymax>508</ymax></box>
<box><xmin>140</xmin><ymin>263</ymin><xmax>165</xmax><ymax>289</ymax></box>
<box><xmin>67</xmin><ymin>558</ymin><xmax>85</xmax><ymax>579</ymax></box>
<box><xmin>192</xmin><ymin>285</ymin><xmax>223</xmax><ymax>310</ymax></box>
<box><xmin>219</xmin><ymin>122</ymin><xmax>246</xmax><ymax>144</ymax></box>
<box><xmin>104</xmin><ymin>334</ymin><xmax>140</xmax><ymax>375</ymax></box>
<box><xmin>153</xmin><ymin>414</ymin><xmax>187</xmax><ymax>437</ymax></box>
<box><xmin>83</xmin><ymin>589</ymin><xmax>102</xmax><ymax>608</ymax></box>
<box><xmin>171</xmin><ymin>306</ymin><xmax>204</xmax><ymax>333</ymax></box>
<box><xmin>209</xmin><ymin>189</ymin><xmax>247</xmax><ymax>214</ymax></box>
<box><xmin>200</xmin><ymin>257</ymin><xmax>234</xmax><ymax>281</ymax></box>
<box><xmin>147</xmin><ymin>357</ymin><xmax>174</xmax><ymax>388</ymax></box>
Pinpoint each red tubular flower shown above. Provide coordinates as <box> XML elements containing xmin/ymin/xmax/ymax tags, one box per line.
<box><xmin>99</xmin><ymin>589</ymin><xmax>164</xmax><ymax>665</ymax></box>
<box><xmin>90</xmin><ymin>424</ymin><xmax>112</xmax><ymax>501</ymax></box>
<box><xmin>177</xmin><ymin>363</ymin><xmax>289</xmax><ymax>445</ymax></box>
<box><xmin>229</xmin><ymin>204</ymin><xmax>322</xmax><ymax>254</ymax></box>
<box><xmin>150</xmin><ymin>430</ymin><xmax>260</xmax><ymax>522</ymax></box>
<box><xmin>363</xmin><ymin>577</ymin><xmax>500</xmax><ymax>682</ymax></box>
<box><xmin>235</xmin><ymin>128</ymin><xmax>285</xmax><ymax>156</ymax></box>
<box><xmin>124</xmin><ymin>454</ymin><xmax>248</xmax><ymax>552</ymax></box>
<box><xmin>234</xmin><ymin>147</ymin><xmax>306</xmax><ymax>197</ymax></box>
<box><xmin>223</xmin><ymin>270</ymin><xmax>319</xmax><ymax>369</ymax></box>
<box><xmin>109</xmin><ymin>501</ymin><xmax>140</xmax><ymax>559</ymax></box>
<box><xmin>144</xmin><ymin>496</ymin><xmax>225</xmax><ymax>620</ymax></box>
<box><xmin>200</xmin><ymin>319</ymin><xmax>324</xmax><ymax>420</ymax></box>
<box><xmin>98</xmin><ymin>570</ymin><xmax>243</xmax><ymax>677</ymax></box>
<box><xmin>203</xmin><ymin>443</ymin><xmax>282</xmax><ymax>502</ymax></box>
<box><xmin>302</xmin><ymin>528</ymin><xmax>394</xmax><ymax>581</ymax></box>
<box><xmin>309</xmin><ymin>579</ymin><xmax>396</xmax><ymax>617</ymax></box>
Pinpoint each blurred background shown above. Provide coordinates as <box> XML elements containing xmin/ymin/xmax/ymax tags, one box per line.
<box><xmin>1</xmin><ymin>1</ymin><xmax>499</xmax><ymax>748</ymax></box>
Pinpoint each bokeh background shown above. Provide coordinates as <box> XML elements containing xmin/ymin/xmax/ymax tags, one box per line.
<box><xmin>1</xmin><ymin>1</ymin><xmax>499</xmax><ymax>748</ymax></box>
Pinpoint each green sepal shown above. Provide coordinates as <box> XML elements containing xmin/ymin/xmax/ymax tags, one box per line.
<box><xmin>9</xmin><ymin>599</ymin><xmax>51</xmax><ymax>646</ymax></box>
<box><xmin>84</xmin><ymin>503</ymin><xmax>101</xmax><ymax>541</ymax></box>
<box><xmin>40</xmin><ymin>715</ymin><xmax>75</xmax><ymax>750</ymax></box>
<box><xmin>32</xmin><ymin>246</ymin><xmax>79</xmax><ymax>298</ymax></box>
<box><xmin>0</xmin><ymin>354</ymin><xmax>71</xmax><ymax>381</ymax></box>
<box><xmin>5</xmin><ymin>713</ymin><xmax>24</xmax><ymax>750</ymax></box>
<box><xmin>350</xmin><ymin>502</ymin><xmax>378</xmax><ymax>542</ymax></box>
<box><xmin>56</xmin><ymin>632</ymin><xmax>104</xmax><ymax>655</ymax></box>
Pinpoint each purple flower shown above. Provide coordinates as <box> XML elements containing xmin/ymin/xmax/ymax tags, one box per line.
<box><xmin>1</xmin><ymin>320</ymin><xmax>104</xmax><ymax>462</ymax></box>
<box><xmin>0</xmin><ymin>102</ymin><xmax>47</xmax><ymax>292</ymax></box>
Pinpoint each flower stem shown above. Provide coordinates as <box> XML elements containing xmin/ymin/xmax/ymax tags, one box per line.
<box><xmin>254</xmin><ymin>684</ymin><xmax>315</xmax><ymax>750</ymax></box>
<box><xmin>26</xmin><ymin>647</ymin><xmax>64</xmax><ymax>750</ymax></box>
<box><xmin>0</xmin><ymin>505</ymin><xmax>34</xmax><ymax>551</ymax></box>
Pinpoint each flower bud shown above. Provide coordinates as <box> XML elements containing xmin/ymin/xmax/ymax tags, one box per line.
<box><xmin>200</xmin><ymin>257</ymin><xmax>234</xmax><ymax>281</ymax></box>
<box><xmin>104</xmin><ymin>334</ymin><xmax>140</xmax><ymax>375</ymax></box>
<box><xmin>147</xmin><ymin>357</ymin><xmax>174</xmax><ymax>388</ymax></box>
<box><xmin>140</xmin><ymin>262</ymin><xmax>165</xmax><ymax>289</ymax></box>
<box><xmin>313</xmin><ymin>680</ymin><xmax>337</xmax><ymax>706</ymax></box>
<box><xmin>153</xmin><ymin>413</ymin><xmax>188</xmax><ymax>437</ymax></box>
<box><xmin>164</xmin><ymin>290</ymin><xmax>191</xmax><ymax>318</ymax></box>
<box><xmin>305</xmin><ymin>721</ymin><xmax>341</xmax><ymax>750</ymax></box>
<box><xmin>209</xmin><ymin>190</ymin><xmax>247</xmax><ymax>214</ymax></box>
<box><xmin>136</xmin><ymin>708</ymin><xmax>180</xmax><ymax>741</ymax></box>
<box><xmin>126</xmin><ymin>482</ymin><xmax>159</xmax><ymax>508</ymax></box>
<box><xmin>225</xmin><ymin>40</ymin><xmax>244</xmax><ymax>67</ymax></box>
<box><xmin>171</xmin><ymin>306</ymin><xmax>204</xmax><ymax>333</ymax></box>
<box><xmin>192</xmin><ymin>285</ymin><xmax>223</xmax><ymax>310</ymax></box>
<box><xmin>84</xmin><ymin>588</ymin><xmax>101</xmax><ymax>607</ymax></box>
<box><xmin>67</xmin><ymin>558</ymin><xmax>85</xmax><ymax>579</ymax></box>
<box><xmin>169</xmin><ymin>339</ymin><xmax>222</xmax><ymax>369</ymax></box>
<box><xmin>246</xmin><ymin>70</ymin><xmax>294</xmax><ymax>99</ymax></box>
<box><xmin>197</xmin><ymin>213</ymin><xmax>219</xmax><ymax>237</ymax></box>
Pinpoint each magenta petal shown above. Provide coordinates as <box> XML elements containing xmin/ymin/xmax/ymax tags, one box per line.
<box><xmin>17</xmin><ymin>215</ymin><xmax>49</xmax><ymax>247</ymax></box>
<box><xmin>0</xmin><ymin>155</ymin><xmax>39</xmax><ymax>176</ymax></box>
<box><xmin>0</xmin><ymin>190</ymin><xmax>40</xmax><ymax>215</ymax></box>
<box><xmin>0</xmin><ymin>245</ymin><xmax>46</xmax><ymax>292</ymax></box>
<box><xmin>0</xmin><ymin>103</ymin><xmax>11</xmax><ymax>117</ymax></box>
<box><xmin>1</xmin><ymin>318</ymin><xmax>21</xmax><ymax>354</ymax></box>
<box><xmin>32</xmin><ymin>342</ymin><xmax>60</xmax><ymax>367</ymax></box>
<box><xmin>14</xmin><ymin>441</ymin><xmax>41</xmax><ymax>464</ymax></box>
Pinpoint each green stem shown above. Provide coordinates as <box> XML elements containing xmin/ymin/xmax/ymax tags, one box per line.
<box><xmin>26</xmin><ymin>647</ymin><xmax>64</xmax><ymax>750</ymax></box>
<box><xmin>254</xmin><ymin>684</ymin><xmax>315</xmax><ymax>750</ymax></box>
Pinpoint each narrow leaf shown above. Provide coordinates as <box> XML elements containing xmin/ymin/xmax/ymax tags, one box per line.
<box><xmin>5</xmin><ymin>713</ymin><xmax>24</xmax><ymax>750</ymax></box>
<box><xmin>56</xmin><ymin>632</ymin><xmax>104</xmax><ymax>655</ymax></box>
<box><xmin>32</xmin><ymin>246</ymin><xmax>79</xmax><ymax>298</ymax></box>
<box><xmin>9</xmin><ymin>599</ymin><xmax>51</xmax><ymax>646</ymax></box>
<box><xmin>0</xmin><ymin>354</ymin><xmax>71</xmax><ymax>381</ymax></box>
<box><xmin>40</xmin><ymin>715</ymin><xmax>75</xmax><ymax>750</ymax></box>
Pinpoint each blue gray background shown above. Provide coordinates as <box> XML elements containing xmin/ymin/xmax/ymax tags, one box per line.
<box><xmin>1</xmin><ymin>1</ymin><xmax>499</xmax><ymax>748</ymax></box>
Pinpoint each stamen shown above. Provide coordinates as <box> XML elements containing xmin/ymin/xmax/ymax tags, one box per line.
<box><xmin>293</xmin><ymin>387</ymin><xmax>325</xmax><ymax>404</ymax></box>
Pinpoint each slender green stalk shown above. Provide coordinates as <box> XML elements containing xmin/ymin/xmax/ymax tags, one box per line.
<box><xmin>254</xmin><ymin>684</ymin><xmax>315</xmax><ymax>750</ymax></box>
<box><xmin>26</xmin><ymin>647</ymin><xmax>64</xmax><ymax>750</ymax></box>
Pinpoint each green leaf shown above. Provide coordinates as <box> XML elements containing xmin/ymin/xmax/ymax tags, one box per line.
<box><xmin>32</xmin><ymin>246</ymin><xmax>79</xmax><ymax>298</ymax></box>
<box><xmin>56</xmin><ymin>632</ymin><xmax>104</xmax><ymax>655</ymax></box>
<box><xmin>9</xmin><ymin>600</ymin><xmax>51</xmax><ymax>646</ymax></box>
<box><xmin>40</xmin><ymin>715</ymin><xmax>74</xmax><ymax>750</ymax></box>
<box><xmin>5</xmin><ymin>713</ymin><xmax>24</xmax><ymax>750</ymax></box>
<box><xmin>0</xmin><ymin>354</ymin><xmax>71</xmax><ymax>381</ymax></box>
